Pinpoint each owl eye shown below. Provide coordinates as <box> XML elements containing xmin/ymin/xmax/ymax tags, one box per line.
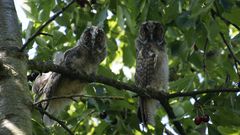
<box><xmin>140</xmin><ymin>29</ymin><xmax>146</xmax><ymax>37</ymax></box>
<box><xmin>96</xmin><ymin>36</ymin><xmax>102</xmax><ymax>41</ymax></box>
<box><xmin>84</xmin><ymin>34</ymin><xmax>91</xmax><ymax>40</ymax></box>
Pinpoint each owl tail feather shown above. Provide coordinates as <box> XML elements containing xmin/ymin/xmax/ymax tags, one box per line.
<box><xmin>42</xmin><ymin>100</ymin><xmax>67</xmax><ymax>127</ymax></box>
<box><xmin>138</xmin><ymin>97</ymin><xmax>158</xmax><ymax>132</ymax></box>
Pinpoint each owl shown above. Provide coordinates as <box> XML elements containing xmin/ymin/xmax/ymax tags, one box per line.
<box><xmin>32</xmin><ymin>26</ymin><xmax>107</xmax><ymax>126</ymax></box>
<box><xmin>135</xmin><ymin>21</ymin><xmax>168</xmax><ymax>129</ymax></box>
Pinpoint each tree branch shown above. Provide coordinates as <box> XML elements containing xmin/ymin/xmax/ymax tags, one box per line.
<box><xmin>28</xmin><ymin>61</ymin><xmax>168</xmax><ymax>100</ymax></box>
<box><xmin>168</xmin><ymin>88</ymin><xmax>240</xmax><ymax>98</ymax></box>
<box><xmin>33</xmin><ymin>94</ymin><xmax>125</xmax><ymax>105</ymax></box>
<box><xmin>28</xmin><ymin>60</ymin><xmax>186</xmax><ymax>134</ymax></box>
<box><xmin>210</xmin><ymin>6</ymin><xmax>240</xmax><ymax>80</ymax></box>
<box><xmin>34</xmin><ymin>106</ymin><xmax>74</xmax><ymax>135</ymax></box>
<box><xmin>212</xmin><ymin>5</ymin><xmax>240</xmax><ymax>31</ymax></box>
<box><xmin>28</xmin><ymin>61</ymin><xmax>240</xmax><ymax>134</ymax></box>
<box><xmin>20</xmin><ymin>0</ymin><xmax>75</xmax><ymax>52</ymax></box>
<box><xmin>27</xmin><ymin>59</ymin><xmax>240</xmax><ymax>134</ymax></box>
<box><xmin>219</xmin><ymin>32</ymin><xmax>240</xmax><ymax>65</ymax></box>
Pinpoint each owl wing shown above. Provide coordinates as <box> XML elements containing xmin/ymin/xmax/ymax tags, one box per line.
<box><xmin>32</xmin><ymin>72</ymin><xmax>52</xmax><ymax>102</ymax></box>
<box><xmin>32</xmin><ymin>72</ymin><xmax>61</xmax><ymax>109</ymax></box>
<box><xmin>41</xmin><ymin>50</ymin><xmax>76</xmax><ymax>109</ymax></box>
<box><xmin>33</xmin><ymin>52</ymin><xmax>66</xmax><ymax>108</ymax></box>
<box><xmin>43</xmin><ymin>47</ymin><xmax>80</xmax><ymax>103</ymax></box>
<box><xmin>135</xmin><ymin>49</ymin><xmax>158</xmax><ymax>128</ymax></box>
<box><xmin>43</xmin><ymin>73</ymin><xmax>62</xmax><ymax>98</ymax></box>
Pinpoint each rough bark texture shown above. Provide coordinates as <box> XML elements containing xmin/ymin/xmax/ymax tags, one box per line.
<box><xmin>0</xmin><ymin>0</ymin><xmax>32</xmax><ymax>135</ymax></box>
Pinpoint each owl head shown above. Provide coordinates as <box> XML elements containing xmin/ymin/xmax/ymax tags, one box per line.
<box><xmin>79</xmin><ymin>26</ymin><xmax>106</xmax><ymax>54</ymax></box>
<box><xmin>137</xmin><ymin>21</ymin><xmax>165</xmax><ymax>50</ymax></box>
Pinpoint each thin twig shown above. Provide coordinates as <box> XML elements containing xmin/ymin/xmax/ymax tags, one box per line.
<box><xmin>219</xmin><ymin>32</ymin><xmax>240</xmax><ymax>65</ymax></box>
<box><xmin>210</xmin><ymin>6</ymin><xmax>240</xmax><ymax>81</ymax></box>
<box><xmin>212</xmin><ymin>3</ymin><xmax>240</xmax><ymax>31</ymax></box>
<box><xmin>20</xmin><ymin>0</ymin><xmax>75</xmax><ymax>52</ymax></box>
<box><xmin>210</xmin><ymin>8</ymin><xmax>240</xmax><ymax>65</ymax></box>
<box><xmin>34</xmin><ymin>106</ymin><xmax>74</xmax><ymax>135</ymax></box>
<box><xmin>221</xmin><ymin>31</ymin><xmax>240</xmax><ymax>81</ymax></box>
<box><xmin>33</xmin><ymin>94</ymin><xmax>125</xmax><ymax>105</ymax></box>
<box><xmin>39</xmin><ymin>32</ymin><xmax>53</xmax><ymax>37</ymax></box>
<box><xmin>73</xmin><ymin>109</ymin><xmax>95</xmax><ymax>132</ymax></box>
<box><xmin>168</xmin><ymin>88</ymin><xmax>240</xmax><ymax>98</ymax></box>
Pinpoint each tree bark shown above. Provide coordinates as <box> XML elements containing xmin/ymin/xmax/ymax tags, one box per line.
<box><xmin>0</xmin><ymin>0</ymin><xmax>32</xmax><ymax>135</ymax></box>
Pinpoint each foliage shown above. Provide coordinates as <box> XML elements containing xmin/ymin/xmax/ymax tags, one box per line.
<box><xmin>20</xmin><ymin>0</ymin><xmax>240</xmax><ymax>134</ymax></box>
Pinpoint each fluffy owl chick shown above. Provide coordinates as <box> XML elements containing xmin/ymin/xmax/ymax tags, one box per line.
<box><xmin>32</xmin><ymin>26</ymin><xmax>107</xmax><ymax>126</ymax></box>
<box><xmin>135</xmin><ymin>21</ymin><xmax>168</xmax><ymax>129</ymax></box>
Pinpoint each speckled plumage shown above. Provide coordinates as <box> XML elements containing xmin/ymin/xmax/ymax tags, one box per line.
<box><xmin>32</xmin><ymin>26</ymin><xmax>107</xmax><ymax>126</ymax></box>
<box><xmin>135</xmin><ymin>21</ymin><xmax>169</xmax><ymax>129</ymax></box>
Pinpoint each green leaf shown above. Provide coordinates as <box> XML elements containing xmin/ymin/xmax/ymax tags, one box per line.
<box><xmin>190</xmin><ymin>0</ymin><xmax>214</xmax><ymax>18</ymax></box>
<box><xmin>176</xmin><ymin>12</ymin><xmax>196</xmax><ymax>30</ymax></box>
<box><xmin>122</xmin><ymin>43</ymin><xmax>135</xmax><ymax>67</ymax></box>
<box><xmin>95</xmin><ymin>5</ymin><xmax>108</xmax><ymax>25</ymax></box>
<box><xmin>208</xmin><ymin>125</ymin><xmax>221</xmax><ymax>135</ymax></box>
<box><xmin>203</xmin><ymin>16</ymin><xmax>219</xmax><ymax>42</ymax></box>
<box><xmin>223</xmin><ymin>7</ymin><xmax>240</xmax><ymax>26</ymax></box>
<box><xmin>169</xmin><ymin>75</ymin><xmax>195</xmax><ymax>91</ymax></box>
<box><xmin>218</xmin><ymin>0</ymin><xmax>235</xmax><ymax>10</ymax></box>
<box><xmin>217</xmin><ymin>126</ymin><xmax>240</xmax><ymax>135</ymax></box>
<box><xmin>212</xmin><ymin>108</ymin><xmax>240</xmax><ymax>126</ymax></box>
<box><xmin>116</xmin><ymin>5</ymin><xmax>124</xmax><ymax>29</ymax></box>
<box><xmin>162</xmin><ymin>0</ymin><xmax>179</xmax><ymax>23</ymax></box>
<box><xmin>123</xmin><ymin>7</ymin><xmax>136</xmax><ymax>35</ymax></box>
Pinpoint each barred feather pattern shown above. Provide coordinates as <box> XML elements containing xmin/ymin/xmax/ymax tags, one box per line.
<box><xmin>135</xmin><ymin>21</ymin><xmax>168</xmax><ymax>130</ymax></box>
<box><xmin>32</xmin><ymin>26</ymin><xmax>107</xmax><ymax>126</ymax></box>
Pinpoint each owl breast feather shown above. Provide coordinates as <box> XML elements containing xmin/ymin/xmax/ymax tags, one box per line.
<box><xmin>136</xmin><ymin>48</ymin><xmax>156</xmax><ymax>88</ymax></box>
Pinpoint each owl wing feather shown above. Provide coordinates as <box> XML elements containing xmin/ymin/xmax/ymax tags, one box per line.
<box><xmin>42</xmin><ymin>48</ymin><xmax>79</xmax><ymax>109</ymax></box>
<box><xmin>32</xmin><ymin>26</ymin><xmax>107</xmax><ymax>126</ymax></box>
<box><xmin>32</xmin><ymin>72</ymin><xmax>52</xmax><ymax>102</ymax></box>
<box><xmin>135</xmin><ymin>48</ymin><xmax>157</xmax><ymax>127</ymax></box>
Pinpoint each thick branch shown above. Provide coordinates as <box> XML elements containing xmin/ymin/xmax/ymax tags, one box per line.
<box><xmin>20</xmin><ymin>0</ymin><xmax>75</xmax><ymax>52</ymax></box>
<box><xmin>28</xmin><ymin>61</ymin><xmax>168</xmax><ymax>100</ymax></box>
<box><xmin>34</xmin><ymin>106</ymin><xmax>74</xmax><ymax>135</ymax></box>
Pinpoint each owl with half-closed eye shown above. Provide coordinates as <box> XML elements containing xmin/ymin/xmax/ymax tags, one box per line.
<box><xmin>135</xmin><ymin>21</ymin><xmax>169</xmax><ymax>130</ymax></box>
<box><xmin>32</xmin><ymin>26</ymin><xmax>107</xmax><ymax>126</ymax></box>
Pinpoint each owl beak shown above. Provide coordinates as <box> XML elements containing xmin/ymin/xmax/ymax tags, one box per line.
<box><xmin>150</xmin><ymin>34</ymin><xmax>153</xmax><ymax>40</ymax></box>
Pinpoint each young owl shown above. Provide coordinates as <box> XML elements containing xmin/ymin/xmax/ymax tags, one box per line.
<box><xmin>135</xmin><ymin>21</ymin><xmax>169</xmax><ymax>129</ymax></box>
<box><xmin>32</xmin><ymin>26</ymin><xmax>107</xmax><ymax>126</ymax></box>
